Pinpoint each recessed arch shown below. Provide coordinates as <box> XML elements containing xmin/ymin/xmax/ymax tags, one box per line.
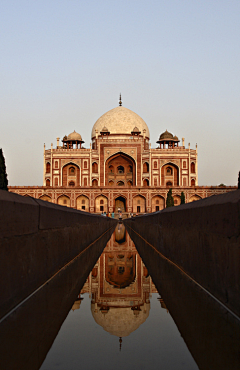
<box><xmin>57</xmin><ymin>194</ymin><xmax>70</xmax><ymax>207</ymax></box>
<box><xmin>62</xmin><ymin>162</ymin><xmax>80</xmax><ymax>187</ymax></box>
<box><xmin>151</xmin><ymin>195</ymin><xmax>165</xmax><ymax>212</ymax></box>
<box><xmin>143</xmin><ymin>162</ymin><xmax>149</xmax><ymax>173</ymax></box>
<box><xmin>76</xmin><ymin>195</ymin><xmax>89</xmax><ymax>211</ymax></box>
<box><xmin>95</xmin><ymin>194</ymin><xmax>108</xmax><ymax>213</ymax></box>
<box><xmin>143</xmin><ymin>178</ymin><xmax>149</xmax><ymax>187</ymax></box>
<box><xmin>114</xmin><ymin>195</ymin><xmax>127</xmax><ymax>212</ymax></box>
<box><xmin>39</xmin><ymin>194</ymin><xmax>52</xmax><ymax>202</ymax></box>
<box><xmin>92</xmin><ymin>179</ymin><xmax>98</xmax><ymax>187</ymax></box>
<box><xmin>105</xmin><ymin>152</ymin><xmax>136</xmax><ymax>186</ymax></box>
<box><xmin>133</xmin><ymin>195</ymin><xmax>146</xmax><ymax>213</ymax></box>
<box><xmin>161</xmin><ymin>162</ymin><xmax>179</xmax><ymax>186</ymax></box>
<box><xmin>173</xmin><ymin>194</ymin><xmax>181</xmax><ymax>206</ymax></box>
<box><xmin>189</xmin><ymin>194</ymin><xmax>202</xmax><ymax>203</ymax></box>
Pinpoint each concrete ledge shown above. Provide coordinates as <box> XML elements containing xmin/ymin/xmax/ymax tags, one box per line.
<box><xmin>0</xmin><ymin>190</ymin><xmax>117</xmax><ymax>319</ymax></box>
<box><xmin>124</xmin><ymin>190</ymin><xmax>240</xmax><ymax>317</ymax></box>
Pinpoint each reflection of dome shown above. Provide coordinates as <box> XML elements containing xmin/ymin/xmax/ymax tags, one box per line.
<box><xmin>91</xmin><ymin>106</ymin><xmax>150</xmax><ymax>139</ymax></box>
<box><xmin>67</xmin><ymin>130</ymin><xmax>83</xmax><ymax>141</ymax></box>
<box><xmin>91</xmin><ymin>304</ymin><xmax>150</xmax><ymax>337</ymax></box>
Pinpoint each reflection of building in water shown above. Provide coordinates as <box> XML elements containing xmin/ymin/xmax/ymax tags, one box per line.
<box><xmin>80</xmin><ymin>225</ymin><xmax>157</xmax><ymax>338</ymax></box>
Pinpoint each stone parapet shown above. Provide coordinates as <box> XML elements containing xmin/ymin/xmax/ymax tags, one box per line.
<box><xmin>0</xmin><ymin>189</ymin><xmax>117</xmax><ymax>319</ymax></box>
<box><xmin>124</xmin><ymin>190</ymin><xmax>240</xmax><ymax>317</ymax></box>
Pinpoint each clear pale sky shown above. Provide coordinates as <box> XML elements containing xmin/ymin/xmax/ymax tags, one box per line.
<box><xmin>1</xmin><ymin>0</ymin><xmax>239</xmax><ymax>186</ymax></box>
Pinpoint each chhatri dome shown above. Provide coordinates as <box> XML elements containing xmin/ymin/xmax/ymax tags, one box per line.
<box><xmin>91</xmin><ymin>97</ymin><xmax>150</xmax><ymax>139</ymax></box>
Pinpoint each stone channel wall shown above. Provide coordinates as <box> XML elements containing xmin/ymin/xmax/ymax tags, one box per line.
<box><xmin>0</xmin><ymin>190</ymin><xmax>117</xmax><ymax>319</ymax></box>
<box><xmin>124</xmin><ymin>190</ymin><xmax>240</xmax><ymax>317</ymax></box>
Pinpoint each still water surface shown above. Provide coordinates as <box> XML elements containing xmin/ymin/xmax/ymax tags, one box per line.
<box><xmin>40</xmin><ymin>226</ymin><xmax>198</xmax><ymax>370</ymax></box>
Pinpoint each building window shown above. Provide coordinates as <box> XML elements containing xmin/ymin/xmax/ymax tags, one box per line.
<box><xmin>166</xmin><ymin>167</ymin><xmax>172</xmax><ymax>175</ymax></box>
<box><xmin>46</xmin><ymin>163</ymin><xmax>50</xmax><ymax>173</ymax></box>
<box><xmin>84</xmin><ymin>161</ymin><xmax>88</xmax><ymax>169</ymax></box>
<box><xmin>143</xmin><ymin>179</ymin><xmax>149</xmax><ymax>187</ymax></box>
<box><xmin>55</xmin><ymin>161</ymin><xmax>58</xmax><ymax>169</ymax></box>
<box><xmin>69</xmin><ymin>181</ymin><xmax>75</xmax><ymax>186</ymax></box>
<box><xmin>117</xmin><ymin>166</ymin><xmax>124</xmax><ymax>174</ymax></box>
<box><xmin>69</xmin><ymin>167</ymin><xmax>75</xmax><ymax>175</ymax></box>
<box><xmin>166</xmin><ymin>181</ymin><xmax>172</xmax><ymax>186</ymax></box>
<box><xmin>92</xmin><ymin>162</ymin><xmax>98</xmax><ymax>173</ymax></box>
<box><xmin>100</xmin><ymin>205</ymin><xmax>104</xmax><ymax>211</ymax></box>
<box><xmin>183</xmin><ymin>161</ymin><xmax>187</xmax><ymax>169</ymax></box>
<box><xmin>156</xmin><ymin>206</ymin><xmax>159</xmax><ymax>211</ymax></box>
<box><xmin>100</xmin><ymin>200</ymin><xmax>104</xmax><ymax>205</ymax></box>
<box><xmin>46</xmin><ymin>179</ymin><xmax>50</xmax><ymax>186</ymax></box>
<box><xmin>191</xmin><ymin>162</ymin><xmax>195</xmax><ymax>173</ymax></box>
<box><xmin>143</xmin><ymin>162</ymin><xmax>149</xmax><ymax>173</ymax></box>
<box><xmin>63</xmin><ymin>199</ymin><xmax>67</xmax><ymax>204</ymax></box>
<box><xmin>117</xmin><ymin>181</ymin><xmax>124</xmax><ymax>186</ymax></box>
<box><xmin>82</xmin><ymin>199</ymin><xmax>85</xmax><ymax>204</ymax></box>
<box><xmin>191</xmin><ymin>179</ymin><xmax>195</xmax><ymax>187</ymax></box>
<box><xmin>92</xmin><ymin>179</ymin><xmax>98</xmax><ymax>187</ymax></box>
<box><xmin>156</xmin><ymin>199</ymin><xmax>159</xmax><ymax>205</ymax></box>
<box><xmin>154</xmin><ymin>161</ymin><xmax>157</xmax><ymax>169</ymax></box>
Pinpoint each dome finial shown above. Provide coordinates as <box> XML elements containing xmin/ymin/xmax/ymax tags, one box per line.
<box><xmin>119</xmin><ymin>93</ymin><xmax>122</xmax><ymax>106</ymax></box>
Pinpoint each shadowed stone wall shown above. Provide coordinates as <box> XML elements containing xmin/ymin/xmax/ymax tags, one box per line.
<box><xmin>0</xmin><ymin>190</ymin><xmax>117</xmax><ymax>319</ymax></box>
<box><xmin>124</xmin><ymin>190</ymin><xmax>240</xmax><ymax>317</ymax></box>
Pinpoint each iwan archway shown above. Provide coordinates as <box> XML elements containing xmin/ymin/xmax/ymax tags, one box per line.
<box><xmin>115</xmin><ymin>196</ymin><xmax>126</xmax><ymax>212</ymax></box>
<box><xmin>105</xmin><ymin>152</ymin><xmax>136</xmax><ymax>186</ymax></box>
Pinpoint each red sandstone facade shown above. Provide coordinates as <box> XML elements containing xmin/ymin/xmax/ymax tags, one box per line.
<box><xmin>9</xmin><ymin>102</ymin><xmax>236</xmax><ymax>213</ymax></box>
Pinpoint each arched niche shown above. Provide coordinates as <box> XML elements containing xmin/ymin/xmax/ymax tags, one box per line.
<box><xmin>76</xmin><ymin>195</ymin><xmax>89</xmax><ymax>212</ymax></box>
<box><xmin>161</xmin><ymin>162</ymin><xmax>179</xmax><ymax>186</ymax></box>
<box><xmin>151</xmin><ymin>195</ymin><xmax>165</xmax><ymax>212</ymax></box>
<box><xmin>133</xmin><ymin>195</ymin><xmax>146</xmax><ymax>213</ymax></box>
<box><xmin>62</xmin><ymin>163</ymin><xmax>80</xmax><ymax>187</ymax></box>
<box><xmin>39</xmin><ymin>194</ymin><xmax>52</xmax><ymax>202</ymax></box>
<box><xmin>115</xmin><ymin>196</ymin><xmax>127</xmax><ymax>212</ymax></box>
<box><xmin>95</xmin><ymin>195</ymin><xmax>108</xmax><ymax>213</ymax></box>
<box><xmin>105</xmin><ymin>152</ymin><xmax>136</xmax><ymax>186</ymax></box>
<box><xmin>57</xmin><ymin>195</ymin><xmax>70</xmax><ymax>207</ymax></box>
<box><xmin>173</xmin><ymin>194</ymin><xmax>181</xmax><ymax>206</ymax></box>
<box><xmin>189</xmin><ymin>194</ymin><xmax>202</xmax><ymax>203</ymax></box>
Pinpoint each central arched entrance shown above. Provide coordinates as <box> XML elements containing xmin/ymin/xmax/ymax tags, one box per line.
<box><xmin>115</xmin><ymin>196</ymin><xmax>126</xmax><ymax>212</ymax></box>
<box><xmin>105</xmin><ymin>152</ymin><xmax>136</xmax><ymax>186</ymax></box>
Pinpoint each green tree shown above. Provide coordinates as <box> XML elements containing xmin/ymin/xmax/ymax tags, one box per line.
<box><xmin>0</xmin><ymin>148</ymin><xmax>8</xmax><ymax>191</ymax></box>
<box><xmin>180</xmin><ymin>191</ymin><xmax>185</xmax><ymax>204</ymax></box>
<box><xmin>166</xmin><ymin>188</ymin><xmax>174</xmax><ymax>208</ymax></box>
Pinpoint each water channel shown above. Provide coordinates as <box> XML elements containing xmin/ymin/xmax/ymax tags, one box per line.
<box><xmin>1</xmin><ymin>223</ymin><xmax>239</xmax><ymax>370</ymax></box>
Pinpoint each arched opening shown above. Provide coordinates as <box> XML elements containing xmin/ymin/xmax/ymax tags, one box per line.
<box><xmin>166</xmin><ymin>181</ymin><xmax>172</xmax><ymax>186</ymax></box>
<box><xmin>189</xmin><ymin>194</ymin><xmax>202</xmax><ymax>202</ymax></box>
<box><xmin>57</xmin><ymin>195</ymin><xmax>70</xmax><ymax>207</ymax></box>
<box><xmin>143</xmin><ymin>179</ymin><xmax>149</xmax><ymax>187</ymax></box>
<box><xmin>115</xmin><ymin>196</ymin><xmax>126</xmax><ymax>212</ymax></box>
<box><xmin>92</xmin><ymin>162</ymin><xmax>98</xmax><ymax>173</ymax></box>
<box><xmin>46</xmin><ymin>179</ymin><xmax>50</xmax><ymax>187</ymax></box>
<box><xmin>105</xmin><ymin>153</ymin><xmax>136</xmax><ymax>186</ymax></box>
<box><xmin>191</xmin><ymin>179</ymin><xmax>195</xmax><ymax>187</ymax></box>
<box><xmin>69</xmin><ymin>166</ymin><xmax>75</xmax><ymax>175</ymax></box>
<box><xmin>166</xmin><ymin>166</ymin><xmax>172</xmax><ymax>175</ymax></box>
<box><xmin>127</xmin><ymin>180</ymin><xmax>132</xmax><ymax>187</ymax></box>
<box><xmin>117</xmin><ymin>181</ymin><xmax>124</xmax><ymax>186</ymax></box>
<box><xmin>117</xmin><ymin>166</ymin><xmax>124</xmax><ymax>174</ymax></box>
<box><xmin>76</xmin><ymin>195</ymin><xmax>89</xmax><ymax>212</ymax></box>
<box><xmin>133</xmin><ymin>195</ymin><xmax>146</xmax><ymax>213</ymax></box>
<box><xmin>46</xmin><ymin>162</ymin><xmax>50</xmax><ymax>173</ymax></box>
<box><xmin>92</xmin><ymin>179</ymin><xmax>98</xmax><ymax>187</ymax></box>
<box><xmin>109</xmin><ymin>180</ymin><xmax>114</xmax><ymax>186</ymax></box>
<box><xmin>191</xmin><ymin>162</ymin><xmax>195</xmax><ymax>173</ymax></box>
<box><xmin>69</xmin><ymin>181</ymin><xmax>75</xmax><ymax>186</ymax></box>
<box><xmin>143</xmin><ymin>162</ymin><xmax>149</xmax><ymax>173</ymax></box>
<box><xmin>173</xmin><ymin>195</ymin><xmax>181</xmax><ymax>206</ymax></box>
<box><xmin>151</xmin><ymin>195</ymin><xmax>165</xmax><ymax>212</ymax></box>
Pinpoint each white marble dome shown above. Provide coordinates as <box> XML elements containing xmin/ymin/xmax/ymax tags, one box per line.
<box><xmin>91</xmin><ymin>106</ymin><xmax>150</xmax><ymax>139</ymax></box>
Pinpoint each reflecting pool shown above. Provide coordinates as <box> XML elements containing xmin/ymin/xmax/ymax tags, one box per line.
<box><xmin>41</xmin><ymin>224</ymin><xmax>198</xmax><ymax>370</ymax></box>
